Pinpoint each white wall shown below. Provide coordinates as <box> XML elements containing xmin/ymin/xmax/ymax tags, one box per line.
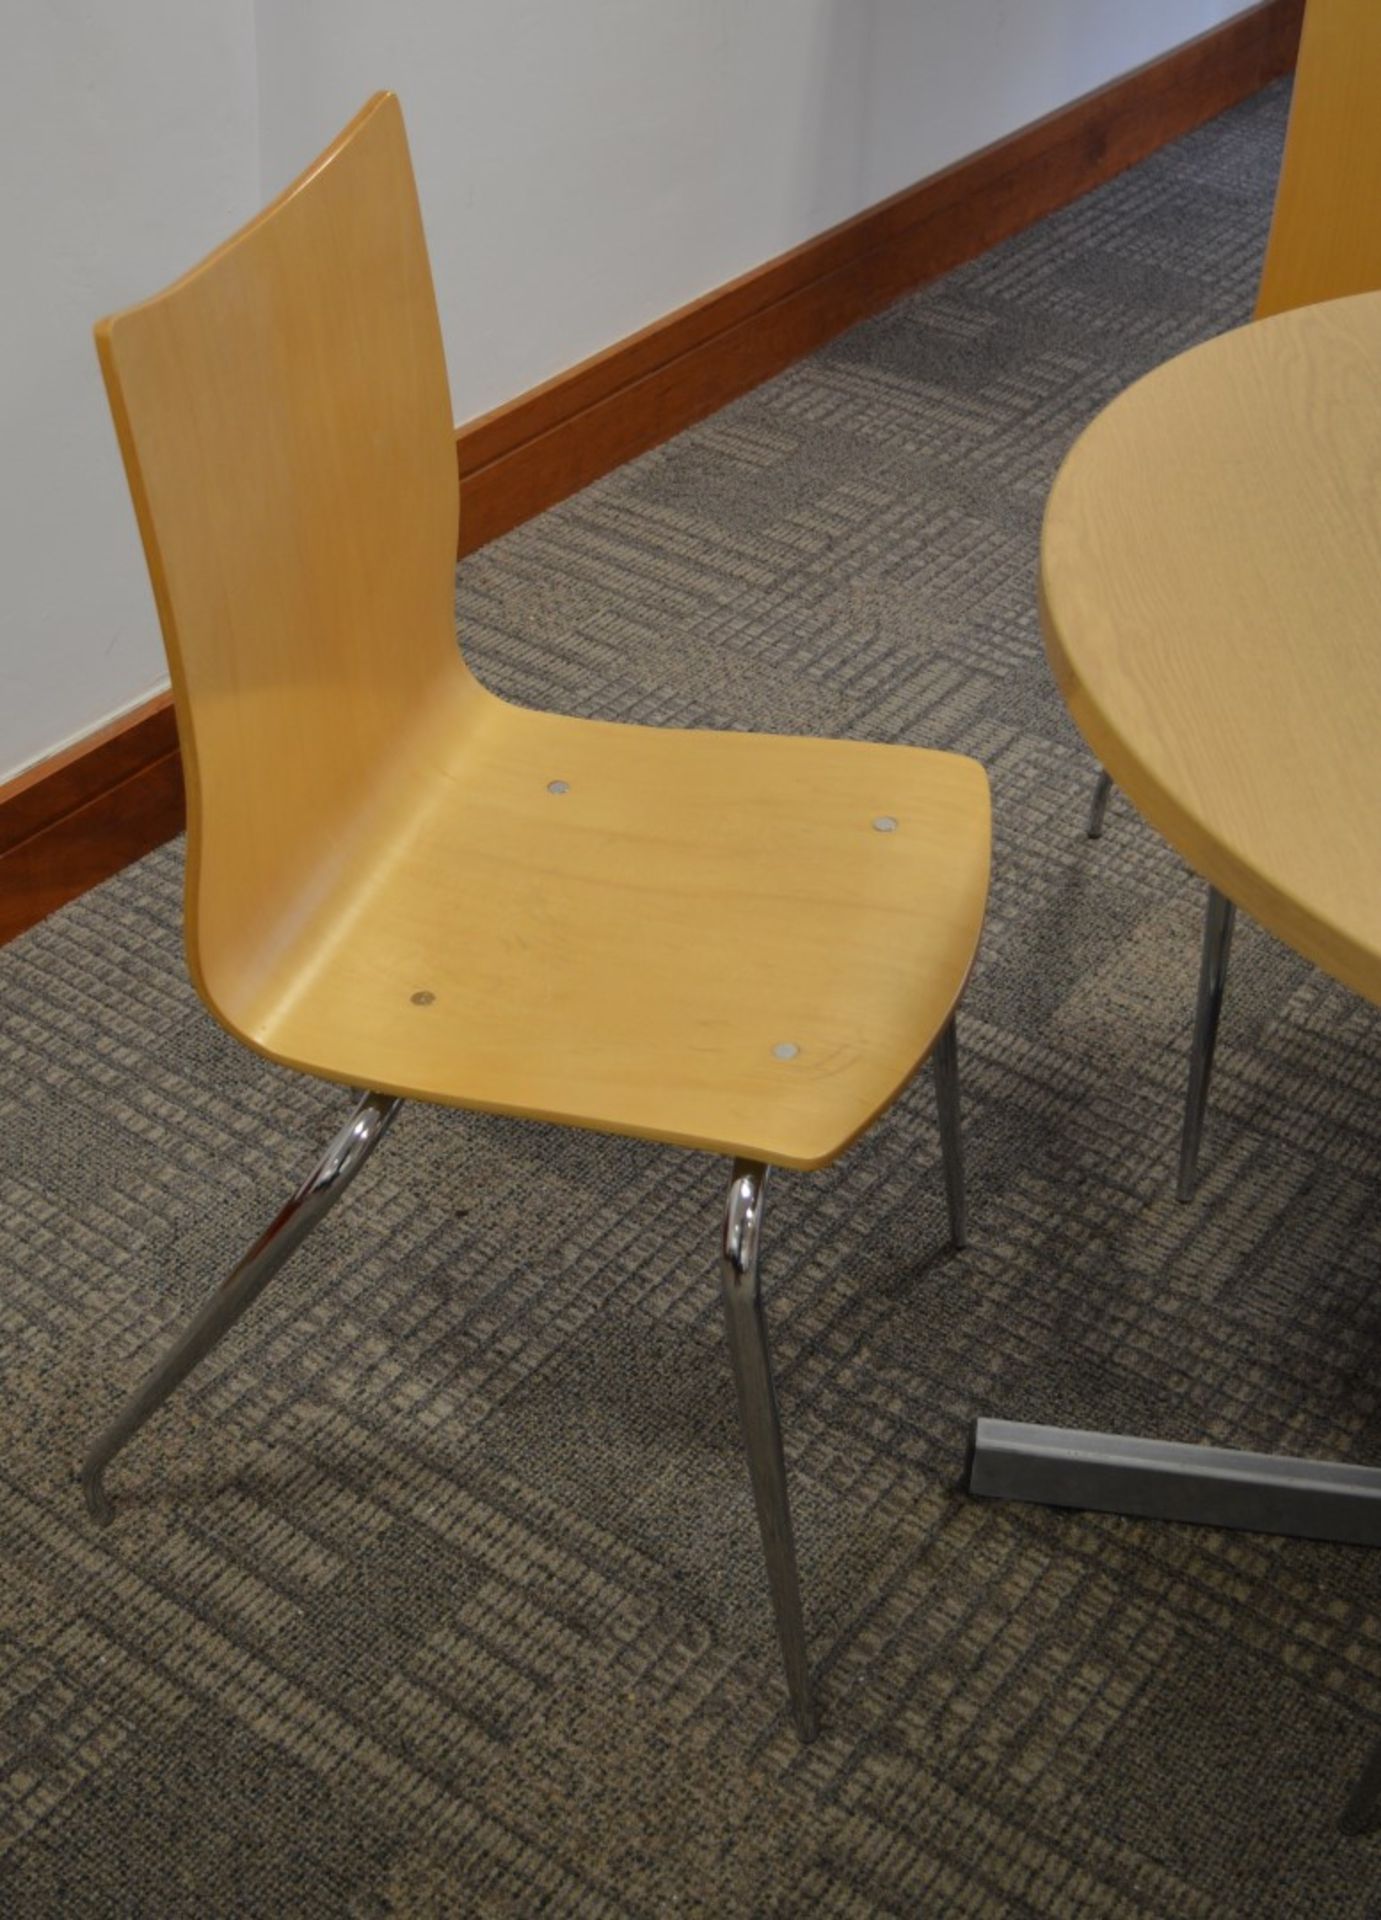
<box><xmin>256</xmin><ymin>0</ymin><xmax>1255</xmax><ymax>424</ymax></box>
<box><xmin>0</xmin><ymin>2</ymin><xmax>258</xmax><ymax>783</ymax></box>
<box><xmin>2</xmin><ymin>0</ymin><xmax>1255</xmax><ymax>782</ymax></box>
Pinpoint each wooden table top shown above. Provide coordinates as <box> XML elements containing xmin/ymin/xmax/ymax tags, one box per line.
<box><xmin>1041</xmin><ymin>290</ymin><xmax>1381</xmax><ymax>1006</ymax></box>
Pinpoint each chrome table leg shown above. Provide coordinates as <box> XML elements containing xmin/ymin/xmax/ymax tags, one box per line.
<box><xmin>720</xmin><ymin>1161</ymin><xmax>816</xmax><ymax>1742</ymax></box>
<box><xmin>81</xmin><ymin>1090</ymin><xmax>401</xmax><ymax>1524</ymax></box>
<box><xmin>1178</xmin><ymin>884</ymin><xmax>1235</xmax><ymax>1202</ymax></box>
<box><xmin>1341</xmin><ymin>1738</ymin><xmax>1381</xmax><ymax>1835</ymax></box>
<box><xmin>1087</xmin><ymin>768</ymin><xmax>1113</xmax><ymax>839</ymax></box>
<box><xmin>932</xmin><ymin>1015</ymin><xmax>967</xmax><ymax>1250</ymax></box>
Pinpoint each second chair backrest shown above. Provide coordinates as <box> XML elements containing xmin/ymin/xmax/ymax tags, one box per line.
<box><xmin>1256</xmin><ymin>0</ymin><xmax>1381</xmax><ymax>319</ymax></box>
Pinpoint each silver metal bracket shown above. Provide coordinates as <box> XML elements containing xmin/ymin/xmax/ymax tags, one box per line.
<box><xmin>968</xmin><ymin>1418</ymin><xmax>1381</xmax><ymax>1548</ymax></box>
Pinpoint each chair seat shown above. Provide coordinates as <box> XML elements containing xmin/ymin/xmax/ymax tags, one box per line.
<box><xmin>227</xmin><ymin>692</ymin><xmax>990</xmax><ymax>1169</ymax></box>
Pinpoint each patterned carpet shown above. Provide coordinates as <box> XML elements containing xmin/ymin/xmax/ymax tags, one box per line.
<box><xmin>4</xmin><ymin>78</ymin><xmax>1381</xmax><ymax>1917</ymax></box>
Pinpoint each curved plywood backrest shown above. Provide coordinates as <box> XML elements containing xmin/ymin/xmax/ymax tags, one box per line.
<box><xmin>96</xmin><ymin>94</ymin><xmax>471</xmax><ymax>1024</ymax></box>
<box><xmin>1256</xmin><ymin>0</ymin><xmax>1381</xmax><ymax>319</ymax></box>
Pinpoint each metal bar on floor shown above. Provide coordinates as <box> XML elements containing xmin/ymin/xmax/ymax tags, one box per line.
<box><xmin>968</xmin><ymin>1418</ymin><xmax>1381</xmax><ymax>1549</ymax></box>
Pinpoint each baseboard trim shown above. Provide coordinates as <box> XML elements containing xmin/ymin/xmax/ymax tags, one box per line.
<box><xmin>455</xmin><ymin>0</ymin><xmax>1303</xmax><ymax>552</ymax></box>
<box><xmin>0</xmin><ymin>694</ymin><xmax>183</xmax><ymax>945</ymax></box>
<box><xmin>2</xmin><ymin>0</ymin><xmax>1301</xmax><ymax>943</ymax></box>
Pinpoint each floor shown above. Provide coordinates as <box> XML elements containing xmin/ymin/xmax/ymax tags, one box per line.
<box><xmin>4</xmin><ymin>78</ymin><xmax>1381</xmax><ymax>1917</ymax></box>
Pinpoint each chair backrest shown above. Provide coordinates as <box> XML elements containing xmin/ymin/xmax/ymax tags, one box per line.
<box><xmin>1256</xmin><ymin>0</ymin><xmax>1381</xmax><ymax>319</ymax></box>
<box><xmin>96</xmin><ymin>94</ymin><xmax>471</xmax><ymax>1027</ymax></box>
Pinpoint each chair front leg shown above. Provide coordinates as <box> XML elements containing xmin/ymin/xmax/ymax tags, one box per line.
<box><xmin>720</xmin><ymin>1161</ymin><xmax>816</xmax><ymax>1742</ymax></box>
<box><xmin>81</xmin><ymin>1089</ymin><xmax>401</xmax><ymax>1525</ymax></box>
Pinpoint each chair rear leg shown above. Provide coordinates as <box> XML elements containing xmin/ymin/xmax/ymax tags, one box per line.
<box><xmin>720</xmin><ymin>1161</ymin><xmax>816</xmax><ymax>1742</ymax></box>
<box><xmin>81</xmin><ymin>1090</ymin><xmax>401</xmax><ymax>1524</ymax></box>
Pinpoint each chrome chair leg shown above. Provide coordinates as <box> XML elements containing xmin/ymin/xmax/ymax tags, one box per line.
<box><xmin>81</xmin><ymin>1090</ymin><xmax>401</xmax><ymax>1525</ymax></box>
<box><xmin>1087</xmin><ymin>767</ymin><xmax>1113</xmax><ymax>839</ymax></box>
<box><xmin>1177</xmin><ymin>885</ymin><xmax>1235</xmax><ymax>1203</ymax></box>
<box><xmin>932</xmin><ymin>1014</ymin><xmax>967</xmax><ymax>1249</ymax></box>
<box><xmin>720</xmin><ymin>1162</ymin><xmax>816</xmax><ymax>1742</ymax></box>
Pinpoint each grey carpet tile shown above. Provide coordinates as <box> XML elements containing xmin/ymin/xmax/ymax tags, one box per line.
<box><xmin>5</xmin><ymin>77</ymin><xmax>1381</xmax><ymax>1917</ymax></box>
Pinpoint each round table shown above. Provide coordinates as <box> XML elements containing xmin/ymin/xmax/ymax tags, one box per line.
<box><xmin>971</xmin><ymin>294</ymin><xmax>1381</xmax><ymax>1564</ymax></box>
<box><xmin>1040</xmin><ymin>288</ymin><xmax>1381</xmax><ymax>1005</ymax></box>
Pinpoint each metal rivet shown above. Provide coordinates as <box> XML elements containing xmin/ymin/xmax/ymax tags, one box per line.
<box><xmin>872</xmin><ymin>815</ymin><xmax>898</xmax><ymax>833</ymax></box>
<box><xmin>547</xmin><ymin>779</ymin><xmax>570</xmax><ymax>795</ymax></box>
<box><xmin>410</xmin><ymin>990</ymin><xmax>436</xmax><ymax>1007</ymax></box>
<box><xmin>772</xmin><ymin>1042</ymin><xmax>800</xmax><ymax>1061</ymax></box>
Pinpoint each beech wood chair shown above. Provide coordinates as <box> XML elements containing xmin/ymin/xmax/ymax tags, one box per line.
<box><xmin>1083</xmin><ymin>0</ymin><xmax>1381</xmax><ymax>1203</ymax></box>
<box><xmin>86</xmin><ymin>93</ymin><xmax>990</xmax><ymax>1741</ymax></box>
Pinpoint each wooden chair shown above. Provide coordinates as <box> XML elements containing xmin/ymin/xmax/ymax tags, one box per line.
<box><xmin>1254</xmin><ymin>0</ymin><xmax>1381</xmax><ymax>322</ymax></box>
<box><xmin>85</xmin><ymin>94</ymin><xmax>990</xmax><ymax>1739</ymax></box>
<box><xmin>1085</xmin><ymin>0</ymin><xmax>1381</xmax><ymax>1203</ymax></box>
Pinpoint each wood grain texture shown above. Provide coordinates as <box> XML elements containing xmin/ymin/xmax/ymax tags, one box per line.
<box><xmin>95</xmin><ymin>92</ymin><xmax>990</xmax><ymax>1167</ymax></box>
<box><xmin>1256</xmin><ymin>0</ymin><xmax>1381</xmax><ymax>320</ymax></box>
<box><xmin>3</xmin><ymin>0</ymin><xmax>1301</xmax><ymax>943</ymax></box>
<box><xmin>236</xmin><ymin>699</ymin><xmax>990</xmax><ymax>1168</ymax></box>
<box><xmin>455</xmin><ymin>0</ymin><xmax>1305</xmax><ymax>553</ymax></box>
<box><xmin>97</xmin><ymin>93</ymin><xmax>465</xmax><ymax>1028</ymax></box>
<box><xmin>1040</xmin><ymin>292</ymin><xmax>1381</xmax><ymax>1005</ymax></box>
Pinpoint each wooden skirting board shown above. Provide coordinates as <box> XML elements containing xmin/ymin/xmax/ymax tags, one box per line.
<box><xmin>2</xmin><ymin>0</ymin><xmax>1303</xmax><ymax>944</ymax></box>
<box><xmin>0</xmin><ymin>694</ymin><xmax>184</xmax><ymax>945</ymax></box>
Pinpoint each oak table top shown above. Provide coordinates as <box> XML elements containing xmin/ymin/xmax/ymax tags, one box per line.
<box><xmin>1040</xmin><ymin>290</ymin><xmax>1381</xmax><ymax>1006</ymax></box>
